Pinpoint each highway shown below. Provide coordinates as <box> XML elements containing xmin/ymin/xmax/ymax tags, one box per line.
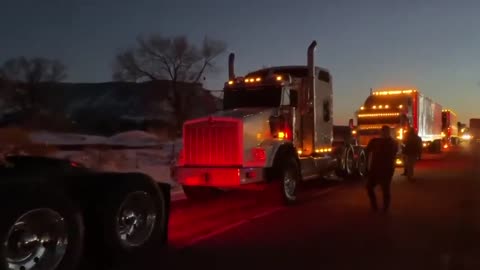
<box><xmin>109</xmin><ymin>143</ymin><xmax>480</xmax><ymax>270</ymax></box>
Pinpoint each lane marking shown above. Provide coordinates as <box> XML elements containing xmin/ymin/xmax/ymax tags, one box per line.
<box><xmin>177</xmin><ymin>186</ymin><xmax>339</xmax><ymax>249</ymax></box>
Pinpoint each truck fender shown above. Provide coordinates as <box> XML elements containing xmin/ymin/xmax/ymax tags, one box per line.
<box><xmin>259</xmin><ymin>139</ymin><xmax>298</xmax><ymax>168</ymax></box>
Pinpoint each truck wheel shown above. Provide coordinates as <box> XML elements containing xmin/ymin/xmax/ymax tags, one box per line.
<box><xmin>0</xmin><ymin>188</ymin><xmax>84</xmax><ymax>270</ymax></box>
<box><xmin>182</xmin><ymin>186</ymin><xmax>222</xmax><ymax>201</ymax></box>
<box><xmin>355</xmin><ymin>149</ymin><xmax>367</xmax><ymax>178</ymax></box>
<box><xmin>335</xmin><ymin>145</ymin><xmax>355</xmax><ymax>179</ymax></box>
<box><xmin>267</xmin><ymin>156</ymin><xmax>300</xmax><ymax>205</ymax></box>
<box><xmin>280</xmin><ymin>157</ymin><xmax>301</xmax><ymax>205</ymax></box>
<box><xmin>93</xmin><ymin>175</ymin><xmax>167</xmax><ymax>264</ymax></box>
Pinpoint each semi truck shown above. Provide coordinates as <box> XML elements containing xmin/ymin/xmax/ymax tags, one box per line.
<box><xmin>354</xmin><ymin>89</ymin><xmax>444</xmax><ymax>155</ymax></box>
<box><xmin>174</xmin><ymin>41</ymin><xmax>367</xmax><ymax>204</ymax></box>
<box><xmin>469</xmin><ymin>118</ymin><xmax>480</xmax><ymax>144</ymax></box>
<box><xmin>441</xmin><ymin>109</ymin><xmax>459</xmax><ymax>146</ymax></box>
<box><xmin>0</xmin><ymin>129</ymin><xmax>171</xmax><ymax>270</ymax></box>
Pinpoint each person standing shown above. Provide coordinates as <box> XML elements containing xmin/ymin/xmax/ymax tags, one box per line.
<box><xmin>366</xmin><ymin>125</ymin><xmax>399</xmax><ymax>213</ymax></box>
<box><xmin>402</xmin><ymin>127</ymin><xmax>422</xmax><ymax>181</ymax></box>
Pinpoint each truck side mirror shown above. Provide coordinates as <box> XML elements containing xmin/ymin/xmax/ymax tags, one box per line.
<box><xmin>348</xmin><ymin>119</ymin><xmax>354</xmax><ymax>128</ymax></box>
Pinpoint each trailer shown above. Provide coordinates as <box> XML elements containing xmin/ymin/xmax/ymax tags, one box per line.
<box><xmin>174</xmin><ymin>41</ymin><xmax>367</xmax><ymax>204</ymax></box>
<box><xmin>0</xmin><ymin>129</ymin><xmax>171</xmax><ymax>270</ymax></box>
<box><xmin>355</xmin><ymin>89</ymin><xmax>443</xmax><ymax>155</ymax></box>
<box><xmin>469</xmin><ymin>118</ymin><xmax>480</xmax><ymax>144</ymax></box>
<box><xmin>442</xmin><ymin>109</ymin><xmax>459</xmax><ymax>146</ymax></box>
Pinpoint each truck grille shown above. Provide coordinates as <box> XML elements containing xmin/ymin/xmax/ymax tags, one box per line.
<box><xmin>183</xmin><ymin>118</ymin><xmax>243</xmax><ymax>166</ymax></box>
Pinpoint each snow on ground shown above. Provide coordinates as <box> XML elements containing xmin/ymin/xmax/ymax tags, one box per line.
<box><xmin>107</xmin><ymin>130</ymin><xmax>163</xmax><ymax>146</ymax></box>
<box><xmin>27</xmin><ymin>130</ymin><xmax>183</xmax><ymax>187</ymax></box>
<box><xmin>30</xmin><ymin>131</ymin><xmax>107</xmax><ymax>145</ymax></box>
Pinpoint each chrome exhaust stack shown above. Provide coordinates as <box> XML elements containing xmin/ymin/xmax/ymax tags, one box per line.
<box><xmin>307</xmin><ymin>40</ymin><xmax>317</xmax><ymax>89</ymax></box>
<box><xmin>228</xmin><ymin>53</ymin><xmax>235</xmax><ymax>80</ymax></box>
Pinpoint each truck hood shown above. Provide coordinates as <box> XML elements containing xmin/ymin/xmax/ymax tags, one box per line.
<box><xmin>211</xmin><ymin>107</ymin><xmax>276</xmax><ymax>120</ymax></box>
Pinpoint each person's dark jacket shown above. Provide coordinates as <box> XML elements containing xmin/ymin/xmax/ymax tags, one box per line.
<box><xmin>366</xmin><ymin>137</ymin><xmax>398</xmax><ymax>177</ymax></box>
<box><xmin>404</xmin><ymin>134</ymin><xmax>422</xmax><ymax>157</ymax></box>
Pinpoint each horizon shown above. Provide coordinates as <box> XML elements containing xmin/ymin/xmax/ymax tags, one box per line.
<box><xmin>2</xmin><ymin>0</ymin><xmax>480</xmax><ymax>124</ymax></box>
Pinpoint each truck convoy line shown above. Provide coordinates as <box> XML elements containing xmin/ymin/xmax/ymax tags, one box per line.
<box><xmin>175</xmin><ymin>41</ymin><xmax>367</xmax><ymax>204</ymax></box>
<box><xmin>0</xmin><ymin>40</ymin><xmax>462</xmax><ymax>270</ymax></box>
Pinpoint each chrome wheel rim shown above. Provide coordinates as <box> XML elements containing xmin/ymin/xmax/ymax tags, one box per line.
<box><xmin>4</xmin><ymin>208</ymin><xmax>68</xmax><ymax>270</ymax></box>
<box><xmin>358</xmin><ymin>154</ymin><xmax>367</xmax><ymax>176</ymax></box>
<box><xmin>283</xmin><ymin>170</ymin><xmax>297</xmax><ymax>200</ymax></box>
<box><xmin>116</xmin><ymin>191</ymin><xmax>157</xmax><ymax>247</ymax></box>
<box><xmin>346</xmin><ymin>149</ymin><xmax>355</xmax><ymax>174</ymax></box>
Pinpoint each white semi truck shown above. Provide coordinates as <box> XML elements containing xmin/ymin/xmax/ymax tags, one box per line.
<box><xmin>175</xmin><ymin>41</ymin><xmax>367</xmax><ymax>204</ymax></box>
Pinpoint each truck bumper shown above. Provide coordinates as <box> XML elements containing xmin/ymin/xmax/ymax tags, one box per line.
<box><xmin>176</xmin><ymin>167</ymin><xmax>264</xmax><ymax>187</ymax></box>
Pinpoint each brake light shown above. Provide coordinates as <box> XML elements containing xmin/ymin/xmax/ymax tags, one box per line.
<box><xmin>70</xmin><ymin>161</ymin><xmax>80</xmax><ymax>168</ymax></box>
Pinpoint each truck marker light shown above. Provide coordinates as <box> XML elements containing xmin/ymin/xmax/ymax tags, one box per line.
<box><xmin>228</xmin><ymin>80</ymin><xmax>234</xmax><ymax>85</ymax></box>
<box><xmin>396</xmin><ymin>158</ymin><xmax>403</xmax><ymax>165</ymax></box>
<box><xmin>379</xmin><ymin>105</ymin><xmax>383</xmax><ymax>109</ymax></box>
<box><xmin>360</xmin><ymin>106</ymin><xmax>365</xmax><ymax>110</ymax></box>
<box><xmin>373</xmin><ymin>89</ymin><xmax>416</xmax><ymax>95</ymax></box>
<box><xmin>277</xmin><ymin>131</ymin><xmax>286</xmax><ymax>139</ymax></box>
<box><xmin>385</xmin><ymin>105</ymin><xmax>389</xmax><ymax>108</ymax></box>
<box><xmin>297</xmin><ymin>150</ymin><xmax>303</xmax><ymax>155</ymax></box>
<box><xmin>276</xmin><ymin>75</ymin><xmax>283</xmax><ymax>81</ymax></box>
<box><xmin>255</xmin><ymin>77</ymin><xmax>261</xmax><ymax>82</ymax></box>
<box><xmin>372</xmin><ymin>106</ymin><xmax>377</xmax><ymax>109</ymax></box>
<box><xmin>443</xmin><ymin>144</ymin><xmax>448</xmax><ymax>149</ymax></box>
<box><xmin>252</xmin><ymin>148</ymin><xmax>266</xmax><ymax>162</ymax></box>
<box><xmin>399</xmin><ymin>105</ymin><xmax>403</xmax><ymax>108</ymax></box>
<box><xmin>358</xmin><ymin>113</ymin><xmax>400</xmax><ymax>117</ymax></box>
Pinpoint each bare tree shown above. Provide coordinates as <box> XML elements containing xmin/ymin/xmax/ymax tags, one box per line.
<box><xmin>113</xmin><ymin>35</ymin><xmax>226</xmax><ymax>83</ymax></box>
<box><xmin>0</xmin><ymin>57</ymin><xmax>67</xmax><ymax>84</ymax></box>
<box><xmin>113</xmin><ymin>34</ymin><xmax>227</xmax><ymax>133</ymax></box>
<box><xmin>0</xmin><ymin>57</ymin><xmax>67</xmax><ymax>112</ymax></box>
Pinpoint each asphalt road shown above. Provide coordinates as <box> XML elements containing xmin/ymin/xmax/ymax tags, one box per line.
<box><xmin>113</xmin><ymin>143</ymin><xmax>480</xmax><ymax>270</ymax></box>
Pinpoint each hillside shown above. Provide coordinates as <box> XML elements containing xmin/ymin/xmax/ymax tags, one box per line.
<box><xmin>0</xmin><ymin>80</ymin><xmax>221</xmax><ymax>137</ymax></box>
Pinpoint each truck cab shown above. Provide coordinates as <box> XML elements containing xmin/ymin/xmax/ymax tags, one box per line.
<box><xmin>175</xmin><ymin>41</ymin><xmax>366</xmax><ymax>204</ymax></box>
<box><xmin>356</xmin><ymin>89</ymin><xmax>444</xmax><ymax>157</ymax></box>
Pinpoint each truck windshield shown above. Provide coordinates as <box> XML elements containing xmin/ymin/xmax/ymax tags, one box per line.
<box><xmin>223</xmin><ymin>87</ymin><xmax>283</xmax><ymax>110</ymax></box>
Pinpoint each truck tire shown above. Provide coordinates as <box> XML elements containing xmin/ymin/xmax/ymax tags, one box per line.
<box><xmin>182</xmin><ymin>186</ymin><xmax>222</xmax><ymax>201</ymax></box>
<box><xmin>267</xmin><ymin>156</ymin><xmax>301</xmax><ymax>205</ymax></box>
<box><xmin>354</xmin><ymin>149</ymin><xmax>367</xmax><ymax>178</ymax></box>
<box><xmin>91</xmin><ymin>175</ymin><xmax>167</xmax><ymax>266</ymax></box>
<box><xmin>0</xmin><ymin>186</ymin><xmax>84</xmax><ymax>270</ymax></box>
<box><xmin>335</xmin><ymin>145</ymin><xmax>355</xmax><ymax>179</ymax></box>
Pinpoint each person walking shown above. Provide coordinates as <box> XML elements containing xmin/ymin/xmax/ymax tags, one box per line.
<box><xmin>402</xmin><ymin>127</ymin><xmax>422</xmax><ymax>181</ymax></box>
<box><xmin>365</xmin><ymin>125</ymin><xmax>399</xmax><ymax>213</ymax></box>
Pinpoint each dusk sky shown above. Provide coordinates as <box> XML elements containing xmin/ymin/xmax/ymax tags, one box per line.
<box><xmin>2</xmin><ymin>0</ymin><xmax>479</xmax><ymax>124</ymax></box>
